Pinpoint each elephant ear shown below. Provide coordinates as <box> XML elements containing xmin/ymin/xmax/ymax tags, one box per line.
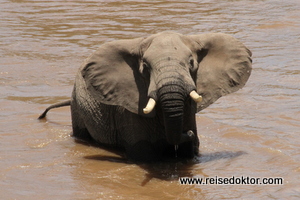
<box><xmin>188</xmin><ymin>33</ymin><xmax>252</xmax><ymax>112</ymax></box>
<box><xmin>81</xmin><ymin>37</ymin><xmax>153</xmax><ymax>117</ymax></box>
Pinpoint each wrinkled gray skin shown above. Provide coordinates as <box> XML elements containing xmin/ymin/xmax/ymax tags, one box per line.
<box><xmin>39</xmin><ymin>32</ymin><xmax>252</xmax><ymax>162</ymax></box>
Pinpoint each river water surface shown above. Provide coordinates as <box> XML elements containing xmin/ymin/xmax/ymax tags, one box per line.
<box><xmin>1</xmin><ymin>0</ymin><xmax>299</xmax><ymax>199</ymax></box>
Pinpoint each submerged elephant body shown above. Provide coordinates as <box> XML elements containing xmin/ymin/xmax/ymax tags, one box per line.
<box><xmin>39</xmin><ymin>31</ymin><xmax>252</xmax><ymax>162</ymax></box>
<box><xmin>70</xmin><ymin>48</ymin><xmax>200</xmax><ymax>161</ymax></box>
<box><xmin>71</xmin><ymin>89</ymin><xmax>199</xmax><ymax>161</ymax></box>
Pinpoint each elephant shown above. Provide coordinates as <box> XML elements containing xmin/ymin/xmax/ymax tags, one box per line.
<box><xmin>39</xmin><ymin>31</ymin><xmax>252</xmax><ymax>162</ymax></box>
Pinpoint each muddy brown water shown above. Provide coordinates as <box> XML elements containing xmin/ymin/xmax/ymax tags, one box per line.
<box><xmin>1</xmin><ymin>0</ymin><xmax>299</xmax><ymax>199</ymax></box>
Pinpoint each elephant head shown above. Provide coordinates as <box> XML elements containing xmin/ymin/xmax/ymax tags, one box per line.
<box><xmin>82</xmin><ymin>32</ymin><xmax>252</xmax><ymax>145</ymax></box>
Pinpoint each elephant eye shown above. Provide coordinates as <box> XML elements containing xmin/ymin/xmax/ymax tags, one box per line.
<box><xmin>140</xmin><ymin>60</ymin><xmax>151</xmax><ymax>76</ymax></box>
<box><xmin>142</xmin><ymin>59</ymin><xmax>150</xmax><ymax>70</ymax></box>
<box><xmin>143</xmin><ymin>62</ymin><xmax>149</xmax><ymax>69</ymax></box>
<box><xmin>189</xmin><ymin>58</ymin><xmax>194</xmax><ymax>69</ymax></box>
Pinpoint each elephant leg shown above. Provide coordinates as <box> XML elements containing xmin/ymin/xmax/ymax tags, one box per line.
<box><xmin>124</xmin><ymin>140</ymin><xmax>161</xmax><ymax>162</ymax></box>
<box><xmin>114</xmin><ymin>111</ymin><xmax>163</xmax><ymax>162</ymax></box>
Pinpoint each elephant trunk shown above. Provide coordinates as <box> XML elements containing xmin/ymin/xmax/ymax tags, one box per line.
<box><xmin>158</xmin><ymin>83</ymin><xmax>186</xmax><ymax>145</ymax></box>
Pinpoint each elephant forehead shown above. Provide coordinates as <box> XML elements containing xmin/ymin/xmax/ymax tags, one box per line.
<box><xmin>152</xmin><ymin>34</ymin><xmax>184</xmax><ymax>48</ymax></box>
<box><xmin>145</xmin><ymin>38</ymin><xmax>192</xmax><ymax>61</ymax></box>
<box><xmin>151</xmin><ymin>56</ymin><xmax>188</xmax><ymax>70</ymax></box>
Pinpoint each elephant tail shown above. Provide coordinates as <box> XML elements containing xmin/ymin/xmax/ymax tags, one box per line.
<box><xmin>38</xmin><ymin>100</ymin><xmax>71</xmax><ymax>119</ymax></box>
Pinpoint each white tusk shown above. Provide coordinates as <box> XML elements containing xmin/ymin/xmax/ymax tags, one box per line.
<box><xmin>143</xmin><ymin>98</ymin><xmax>156</xmax><ymax>114</ymax></box>
<box><xmin>190</xmin><ymin>91</ymin><xmax>202</xmax><ymax>103</ymax></box>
